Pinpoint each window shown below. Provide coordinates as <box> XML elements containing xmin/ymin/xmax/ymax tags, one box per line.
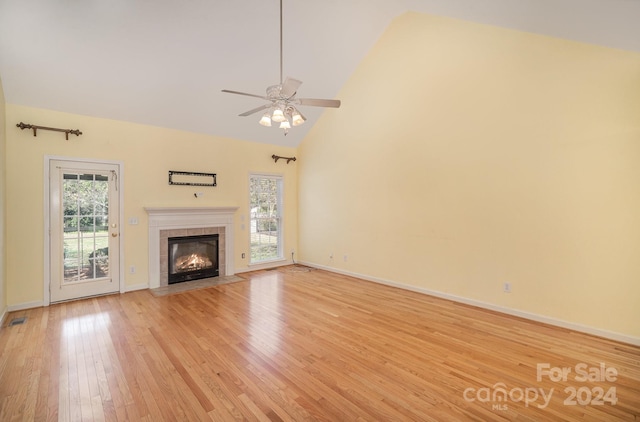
<box><xmin>249</xmin><ymin>174</ymin><xmax>283</xmax><ymax>263</ymax></box>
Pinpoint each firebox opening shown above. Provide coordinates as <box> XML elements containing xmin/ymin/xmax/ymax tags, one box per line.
<box><xmin>168</xmin><ymin>234</ymin><xmax>219</xmax><ymax>284</ymax></box>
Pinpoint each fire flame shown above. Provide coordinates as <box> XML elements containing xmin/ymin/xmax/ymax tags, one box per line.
<box><xmin>174</xmin><ymin>253</ymin><xmax>213</xmax><ymax>272</ymax></box>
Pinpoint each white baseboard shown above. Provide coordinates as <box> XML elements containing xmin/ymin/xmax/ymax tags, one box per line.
<box><xmin>7</xmin><ymin>300</ymin><xmax>45</xmax><ymax>312</ymax></box>
<box><xmin>0</xmin><ymin>306</ymin><xmax>8</xmax><ymax>327</ymax></box>
<box><xmin>234</xmin><ymin>259</ymin><xmax>294</xmax><ymax>274</ymax></box>
<box><xmin>298</xmin><ymin>261</ymin><xmax>640</xmax><ymax>347</ymax></box>
<box><xmin>126</xmin><ymin>283</ymin><xmax>149</xmax><ymax>292</ymax></box>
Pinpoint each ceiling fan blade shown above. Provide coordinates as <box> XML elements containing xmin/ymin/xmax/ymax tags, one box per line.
<box><xmin>298</xmin><ymin>98</ymin><xmax>341</xmax><ymax>108</ymax></box>
<box><xmin>280</xmin><ymin>77</ymin><xmax>302</xmax><ymax>98</ymax></box>
<box><xmin>221</xmin><ymin>89</ymin><xmax>268</xmax><ymax>100</ymax></box>
<box><xmin>239</xmin><ymin>104</ymin><xmax>270</xmax><ymax>117</ymax></box>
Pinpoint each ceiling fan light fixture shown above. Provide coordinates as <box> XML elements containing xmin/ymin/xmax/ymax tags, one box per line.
<box><xmin>279</xmin><ymin>119</ymin><xmax>291</xmax><ymax>129</ymax></box>
<box><xmin>259</xmin><ymin>112</ymin><xmax>272</xmax><ymax>127</ymax></box>
<box><xmin>291</xmin><ymin>110</ymin><xmax>305</xmax><ymax>126</ymax></box>
<box><xmin>272</xmin><ymin>108</ymin><xmax>286</xmax><ymax>122</ymax></box>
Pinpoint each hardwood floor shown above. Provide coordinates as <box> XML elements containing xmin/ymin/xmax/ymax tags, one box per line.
<box><xmin>1</xmin><ymin>266</ymin><xmax>639</xmax><ymax>421</ymax></box>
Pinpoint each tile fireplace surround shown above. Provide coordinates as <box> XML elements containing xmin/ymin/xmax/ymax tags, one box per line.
<box><xmin>145</xmin><ymin>207</ymin><xmax>238</xmax><ymax>289</ymax></box>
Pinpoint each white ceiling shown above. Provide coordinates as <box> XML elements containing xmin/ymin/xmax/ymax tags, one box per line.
<box><xmin>1</xmin><ymin>0</ymin><xmax>639</xmax><ymax>147</ymax></box>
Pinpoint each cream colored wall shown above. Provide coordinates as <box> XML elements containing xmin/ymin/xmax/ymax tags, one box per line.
<box><xmin>298</xmin><ymin>12</ymin><xmax>640</xmax><ymax>339</ymax></box>
<box><xmin>0</xmin><ymin>76</ymin><xmax>6</xmax><ymax>319</ymax></box>
<box><xmin>5</xmin><ymin>104</ymin><xmax>297</xmax><ymax>306</ymax></box>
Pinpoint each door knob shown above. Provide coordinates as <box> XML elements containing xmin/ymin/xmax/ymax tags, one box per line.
<box><xmin>112</xmin><ymin>233</ymin><xmax>118</xmax><ymax>237</ymax></box>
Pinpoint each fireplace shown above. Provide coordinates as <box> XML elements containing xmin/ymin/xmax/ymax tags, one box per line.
<box><xmin>145</xmin><ymin>207</ymin><xmax>238</xmax><ymax>289</ymax></box>
<box><xmin>168</xmin><ymin>234</ymin><xmax>219</xmax><ymax>284</ymax></box>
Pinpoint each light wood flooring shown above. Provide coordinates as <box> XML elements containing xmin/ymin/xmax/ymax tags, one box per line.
<box><xmin>1</xmin><ymin>266</ymin><xmax>639</xmax><ymax>421</ymax></box>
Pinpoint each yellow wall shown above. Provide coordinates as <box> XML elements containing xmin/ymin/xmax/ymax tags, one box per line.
<box><xmin>298</xmin><ymin>12</ymin><xmax>640</xmax><ymax>339</ymax></box>
<box><xmin>5</xmin><ymin>105</ymin><xmax>298</xmax><ymax>305</ymax></box>
<box><xmin>0</xmin><ymin>76</ymin><xmax>6</xmax><ymax>318</ymax></box>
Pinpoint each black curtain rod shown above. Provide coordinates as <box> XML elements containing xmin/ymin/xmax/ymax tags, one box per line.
<box><xmin>16</xmin><ymin>122</ymin><xmax>82</xmax><ymax>140</ymax></box>
<box><xmin>272</xmin><ymin>154</ymin><xmax>296</xmax><ymax>164</ymax></box>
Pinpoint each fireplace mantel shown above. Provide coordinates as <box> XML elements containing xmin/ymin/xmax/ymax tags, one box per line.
<box><xmin>145</xmin><ymin>206</ymin><xmax>239</xmax><ymax>219</ymax></box>
<box><xmin>145</xmin><ymin>207</ymin><xmax>238</xmax><ymax>288</ymax></box>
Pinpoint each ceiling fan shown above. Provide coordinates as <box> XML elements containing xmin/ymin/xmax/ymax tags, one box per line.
<box><xmin>221</xmin><ymin>0</ymin><xmax>341</xmax><ymax>135</ymax></box>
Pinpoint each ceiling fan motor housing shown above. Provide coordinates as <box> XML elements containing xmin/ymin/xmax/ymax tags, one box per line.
<box><xmin>267</xmin><ymin>85</ymin><xmax>283</xmax><ymax>99</ymax></box>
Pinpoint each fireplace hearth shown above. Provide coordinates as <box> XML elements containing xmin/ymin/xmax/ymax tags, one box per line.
<box><xmin>168</xmin><ymin>234</ymin><xmax>219</xmax><ymax>284</ymax></box>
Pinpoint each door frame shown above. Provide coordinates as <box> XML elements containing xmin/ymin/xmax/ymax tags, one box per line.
<box><xmin>44</xmin><ymin>155</ymin><xmax>125</xmax><ymax>306</ymax></box>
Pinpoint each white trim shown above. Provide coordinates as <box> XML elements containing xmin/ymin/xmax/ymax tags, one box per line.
<box><xmin>0</xmin><ymin>306</ymin><xmax>8</xmax><ymax>327</ymax></box>
<box><xmin>125</xmin><ymin>283</ymin><xmax>149</xmax><ymax>292</ymax></box>
<box><xmin>8</xmin><ymin>301</ymin><xmax>45</xmax><ymax>312</ymax></box>
<box><xmin>43</xmin><ymin>156</ymin><xmax>125</xmax><ymax>306</ymax></box>
<box><xmin>145</xmin><ymin>207</ymin><xmax>238</xmax><ymax>289</ymax></box>
<box><xmin>298</xmin><ymin>260</ymin><xmax>640</xmax><ymax>347</ymax></box>
<box><xmin>235</xmin><ymin>258</ymin><xmax>293</xmax><ymax>273</ymax></box>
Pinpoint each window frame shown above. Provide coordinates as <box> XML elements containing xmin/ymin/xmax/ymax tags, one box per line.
<box><xmin>248</xmin><ymin>173</ymin><xmax>284</xmax><ymax>265</ymax></box>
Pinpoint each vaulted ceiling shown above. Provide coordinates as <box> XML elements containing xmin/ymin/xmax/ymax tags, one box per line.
<box><xmin>1</xmin><ymin>0</ymin><xmax>638</xmax><ymax>147</ymax></box>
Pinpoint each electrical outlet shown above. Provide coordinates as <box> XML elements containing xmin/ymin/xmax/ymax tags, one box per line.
<box><xmin>329</xmin><ymin>253</ymin><xmax>333</xmax><ymax>260</ymax></box>
<box><xmin>129</xmin><ymin>266</ymin><xmax>136</xmax><ymax>274</ymax></box>
<box><xmin>503</xmin><ymin>282</ymin><xmax>511</xmax><ymax>293</ymax></box>
<box><xmin>343</xmin><ymin>255</ymin><xmax>348</xmax><ymax>262</ymax></box>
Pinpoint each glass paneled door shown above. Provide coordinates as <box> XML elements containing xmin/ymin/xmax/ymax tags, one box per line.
<box><xmin>49</xmin><ymin>160</ymin><xmax>120</xmax><ymax>302</ymax></box>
